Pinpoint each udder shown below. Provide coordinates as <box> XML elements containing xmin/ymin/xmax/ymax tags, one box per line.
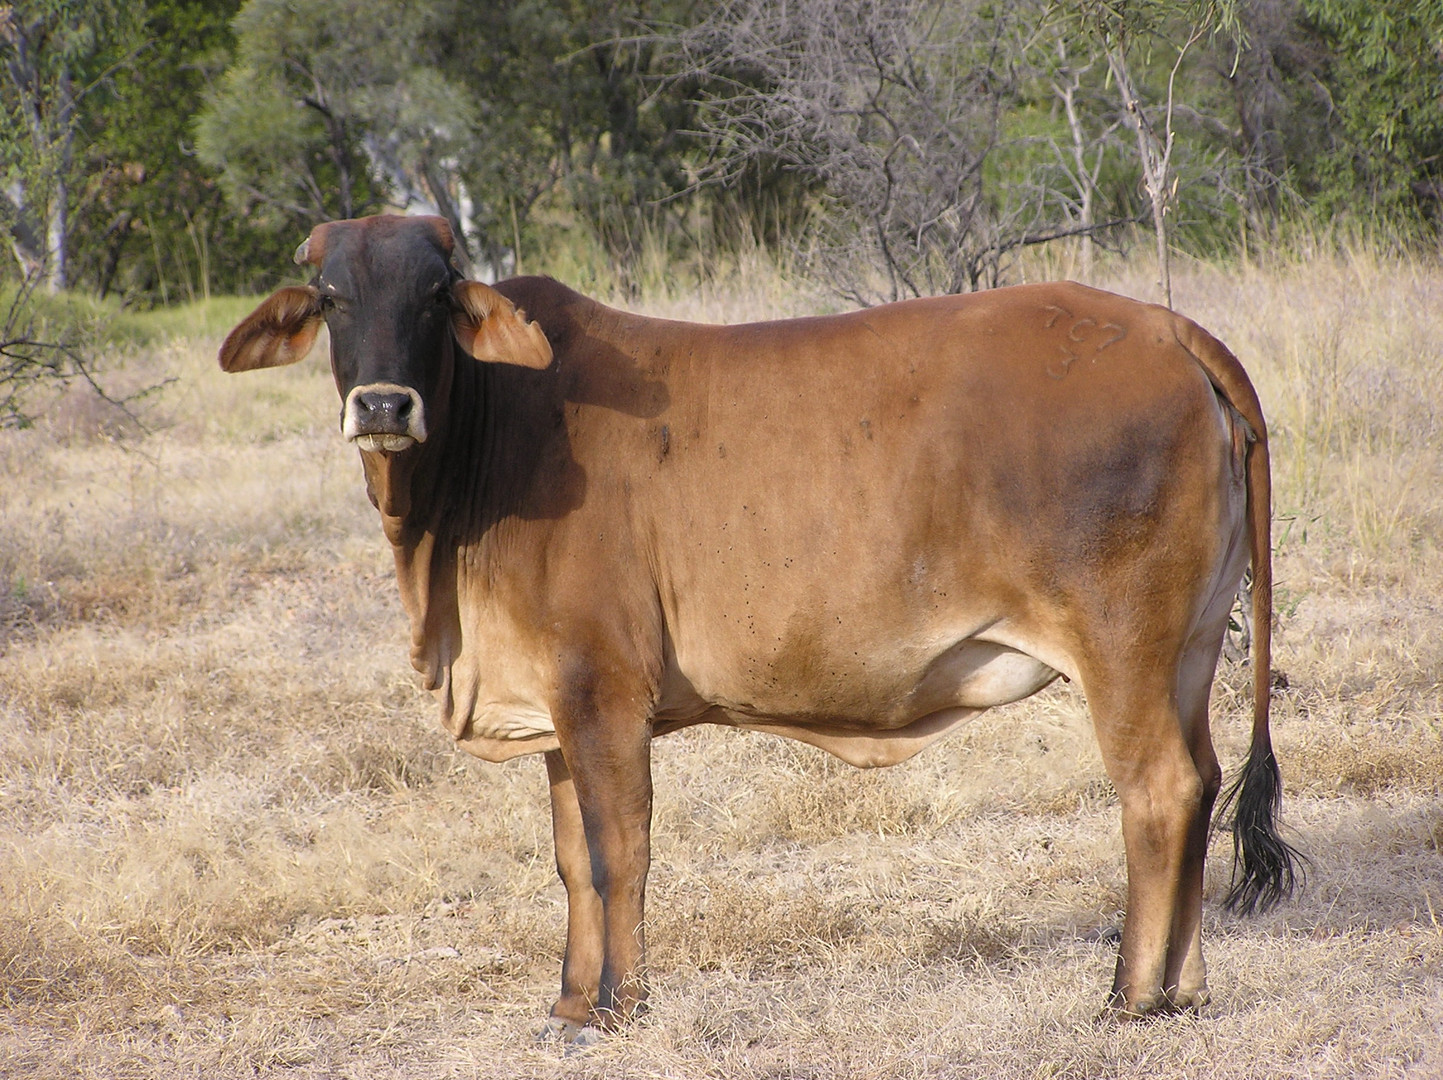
<box><xmin>900</xmin><ymin>638</ymin><xmax>1061</xmax><ymax>718</ymax></box>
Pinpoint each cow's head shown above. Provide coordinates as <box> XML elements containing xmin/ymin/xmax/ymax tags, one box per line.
<box><xmin>219</xmin><ymin>215</ymin><xmax>552</xmax><ymax>453</ymax></box>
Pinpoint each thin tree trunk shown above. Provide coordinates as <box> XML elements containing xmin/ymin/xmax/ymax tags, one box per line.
<box><xmin>47</xmin><ymin>93</ymin><xmax>71</xmax><ymax>292</ymax></box>
<box><xmin>1104</xmin><ymin>24</ymin><xmax>1207</xmax><ymax>310</ymax></box>
<box><xmin>1054</xmin><ymin>53</ymin><xmax>1096</xmax><ymax>279</ymax></box>
<box><xmin>1</xmin><ymin>9</ymin><xmax>70</xmax><ymax>290</ymax></box>
<box><xmin>46</xmin><ymin>175</ymin><xmax>67</xmax><ymax>290</ymax></box>
<box><xmin>420</xmin><ymin>156</ymin><xmax>471</xmax><ymax>265</ymax></box>
<box><xmin>3</xmin><ymin>183</ymin><xmax>45</xmax><ymax>279</ymax></box>
<box><xmin>1106</xmin><ymin>46</ymin><xmax>1172</xmax><ymax>307</ymax></box>
<box><xmin>1148</xmin><ymin>151</ymin><xmax>1169</xmax><ymax>307</ymax></box>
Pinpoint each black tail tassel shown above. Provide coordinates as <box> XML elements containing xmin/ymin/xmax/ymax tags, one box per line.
<box><xmin>1216</xmin><ymin>742</ymin><xmax>1306</xmax><ymax>915</ymax></box>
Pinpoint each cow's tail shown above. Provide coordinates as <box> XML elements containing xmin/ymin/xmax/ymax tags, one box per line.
<box><xmin>1174</xmin><ymin>315</ymin><xmax>1304</xmax><ymax>916</ymax></box>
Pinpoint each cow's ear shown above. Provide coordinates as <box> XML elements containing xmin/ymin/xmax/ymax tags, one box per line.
<box><xmin>450</xmin><ymin>280</ymin><xmax>553</xmax><ymax>370</ymax></box>
<box><xmin>219</xmin><ymin>286</ymin><xmax>324</xmax><ymax>372</ymax></box>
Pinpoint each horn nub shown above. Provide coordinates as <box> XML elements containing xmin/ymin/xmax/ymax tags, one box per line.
<box><xmin>293</xmin><ymin>223</ymin><xmax>331</xmax><ymax>268</ymax></box>
<box><xmin>420</xmin><ymin>215</ymin><xmax>455</xmax><ymax>258</ymax></box>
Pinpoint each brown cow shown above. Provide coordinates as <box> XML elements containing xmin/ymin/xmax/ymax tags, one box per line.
<box><xmin>220</xmin><ymin>214</ymin><xmax>1299</xmax><ymax>1040</ymax></box>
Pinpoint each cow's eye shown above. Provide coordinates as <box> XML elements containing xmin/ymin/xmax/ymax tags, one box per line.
<box><xmin>317</xmin><ymin>293</ymin><xmax>336</xmax><ymax>312</ymax></box>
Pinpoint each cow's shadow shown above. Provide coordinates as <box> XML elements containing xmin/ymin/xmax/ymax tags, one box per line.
<box><xmin>459</xmin><ymin>329</ymin><xmax>670</xmax><ymax>537</ymax></box>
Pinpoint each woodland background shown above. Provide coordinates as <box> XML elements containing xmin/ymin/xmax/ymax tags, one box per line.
<box><xmin>2</xmin><ymin>0</ymin><xmax>1442</xmax><ymax>314</ymax></box>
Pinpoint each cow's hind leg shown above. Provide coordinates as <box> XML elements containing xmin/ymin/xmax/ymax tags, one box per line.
<box><xmin>1085</xmin><ymin>664</ymin><xmax>1207</xmax><ymax>1018</ymax></box>
<box><xmin>541</xmin><ymin>750</ymin><xmax>605</xmax><ymax>1041</ymax></box>
<box><xmin>1161</xmin><ymin>601</ymin><xmax>1233</xmax><ymax>1009</ymax></box>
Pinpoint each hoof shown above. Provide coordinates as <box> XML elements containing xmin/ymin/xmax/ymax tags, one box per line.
<box><xmin>537</xmin><ymin>1017</ymin><xmax>605</xmax><ymax>1051</ymax></box>
<box><xmin>1166</xmin><ymin>985</ymin><xmax>1210</xmax><ymax>1011</ymax></box>
<box><xmin>1100</xmin><ymin>987</ymin><xmax>1209</xmax><ymax>1021</ymax></box>
<box><xmin>1099</xmin><ymin>993</ymin><xmax>1168</xmax><ymax>1022</ymax></box>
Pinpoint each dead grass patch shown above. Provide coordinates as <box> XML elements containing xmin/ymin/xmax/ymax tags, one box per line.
<box><xmin>752</xmin><ymin>744</ymin><xmax>935</xmax><ymax>844</ymax></box>
<box><xmin>1287</xmin><ymin>728</ymin><xmax>1443</xmax><ymax>797</ymax></box>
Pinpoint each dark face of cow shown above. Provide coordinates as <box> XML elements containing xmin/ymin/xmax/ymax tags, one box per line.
<box><xmin>218</xmin><ymin>215</ymin><xmax>553</xmax><ymax>455</ymax></box>
<box><xmin>303</xmin><ymin>217</ymin><xmax>455</xmax><ymax>453</ymax></box>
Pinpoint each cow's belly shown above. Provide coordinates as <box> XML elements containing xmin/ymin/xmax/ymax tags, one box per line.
<box><xmin>439</xmin><ymin>681</ymin><xmax>561</xmax><ymax>763</ymax></box>
<box><xmin>656</xmin><ymin>629</ymin><xmax>1065</xmax><ymax>764</ymax></box>
<box><xmin>436</xmin><ymin>566</ymin><xmax>1072</xmax><ymax>764</ymax></box>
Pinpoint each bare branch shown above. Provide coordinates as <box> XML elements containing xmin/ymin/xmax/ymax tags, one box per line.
<box><xmin>676</xmin><ymin>0</ymin><xmax>1055</xmax><ymax>303</ymax></box>
<box><xmin>0</xmin><ymin>272</ymin><xmax>169</xmax><ymax>433</ymax></box>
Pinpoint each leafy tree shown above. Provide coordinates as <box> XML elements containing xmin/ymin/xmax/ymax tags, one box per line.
<box><xmin>72</xmin><ymin>0</ymin><xmax>277</xmax><ymax>301</ymax></box>
<box><xmin>1300</xmin><ymin>0</ymin><xmax>1443</xmax><ymax>225</ymax></box>
<box><xmin>5</xmin><ymin>0</ymin><xmax>1440</xmax><ymax>314</ymax></box>
<box><xmin>194</xmin><ymin>0</ymin><xmax>414</xmax><ymax>235</ymax></box>
<box><xmin>456</xmin><ymin>0</ymin><xmax>699</xmax><ymax>278</ymax></box>
<box><xmin>196</xmin><ymin>0</ymin><xmax>700</xmax><ymax>278</ymax></box>
<box><xmin>0</xmin><ymin>0</ymin><xmax>136</xmax><ymax>290</ymax></box>
<box><xmin>549</xmin><ymin>1</ymin><xmax>697</xmax><ymax>274</ymax></box>
<box><xmin>1212</xmin><ymin>0</ymin><xmax>1330</xmax><ymax>236</ymax></box>
<box><xmin>425</xmin><ymin>0</ymin><xmax>595</xmax><ymax>272</ymax></box>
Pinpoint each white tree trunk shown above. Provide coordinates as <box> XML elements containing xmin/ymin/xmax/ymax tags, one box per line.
<box><xmin>1</xmin><ymin>10</ymin><xmax>73</xmax><ymax>291</ymax></box>
<box><xmin>1106</xmin><ymin>47</ymin><xmax>1172</xmax><ymax>307</ymax></box>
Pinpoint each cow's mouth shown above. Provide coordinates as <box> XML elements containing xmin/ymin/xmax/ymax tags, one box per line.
<box><xmin>352</xmin><ymin>433</ymin><xmax>417</xmax><ymax>453</ymax></box>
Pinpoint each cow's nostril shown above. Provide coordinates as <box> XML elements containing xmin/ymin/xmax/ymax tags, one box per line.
<box><xmin>343</xmin><ymin>385</ymin><xmax>426</xmax><ymax>447</ymax></box>
<box><xmin>355</xmin><ymin>392</ymin><xmax>412</xmax><ymax>429</ymax></box>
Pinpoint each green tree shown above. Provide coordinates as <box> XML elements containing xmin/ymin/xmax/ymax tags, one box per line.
<box><xmin>443</xmin><ymin>0</ymin><xmax>698</xmax><ymax>276</ymax></box>
<box><xmin>194</xmin><ymin>0</ymin><xmax>411</xmax><ymax>234</ymax></box>
<box><xmin>423</xmin><ymin>0</ymin><xmax>580</xmax><ymax>272</ymax></box>
<box><xmin>72</xmin><ymin>0</ymin><xmax>277</xmax><ymax>301</ymax></box>
<box><xmin>196</xmin><ymin>0</ymin><xmax>700</xmax><ymax>278</ymax></box>
<box><xmin>0</xmin><ymin>0</ymin><xmax>136</xmax><ymax>290</ymax></box>
<box><xmin>1212</xmin><ymin>0</ymin><xmax>1327</xmax><ymax>236</ymax></box>
<box><xmin>1301</xmin><ymin>0</ymin><xmax>1443</xmax><ymax>225</ymax></box>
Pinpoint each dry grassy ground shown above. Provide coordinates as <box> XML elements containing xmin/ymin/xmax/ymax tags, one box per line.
<box><xmin>2</xmin><ymin>249</ymin><xmax>1441</xmax><ymax>1078</ymax></box>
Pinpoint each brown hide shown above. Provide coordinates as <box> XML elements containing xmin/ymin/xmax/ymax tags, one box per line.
<box><xmin>435</xmin><ymin>279</ymin><xmax>1250</xmax><ymax>763</ymax></box>
<box><xmin>221</xmin><ymin>216</ymin><xmax>1296</xmax><ymax>1039</ymax></box>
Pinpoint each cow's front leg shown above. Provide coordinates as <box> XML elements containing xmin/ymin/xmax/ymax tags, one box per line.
<box><xmin>542</xmin><ymin>749</ymin><xmax>604</xmax><ymax>1040</ymax></box>
<box><xmin>553</xmin><ymin>666</ymin><xmax>654</xmax><ymax>1030</ymax></box>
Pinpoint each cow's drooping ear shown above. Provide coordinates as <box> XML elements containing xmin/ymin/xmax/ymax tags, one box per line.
<box><xmin>450</xmin><ymin>280</ymin><xmax>553</xmax><ymax>370</ymax></box>
<box><xmin>218</xmin><ymin>286</ymin><xmax>325</xmax><ymax>373</ymax></box>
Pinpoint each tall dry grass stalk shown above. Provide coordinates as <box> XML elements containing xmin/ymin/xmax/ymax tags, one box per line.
<box><xmin>1</xmin><ymin>248</ymin><xmax>1441</xmax><ymax>1078</ymax></box>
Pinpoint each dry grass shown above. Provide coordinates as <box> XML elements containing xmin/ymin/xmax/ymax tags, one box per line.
<box><xmin>2</xmin><ymin>250</ymin><xmax>1442</xmax><ymax>1078</ymax></box>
